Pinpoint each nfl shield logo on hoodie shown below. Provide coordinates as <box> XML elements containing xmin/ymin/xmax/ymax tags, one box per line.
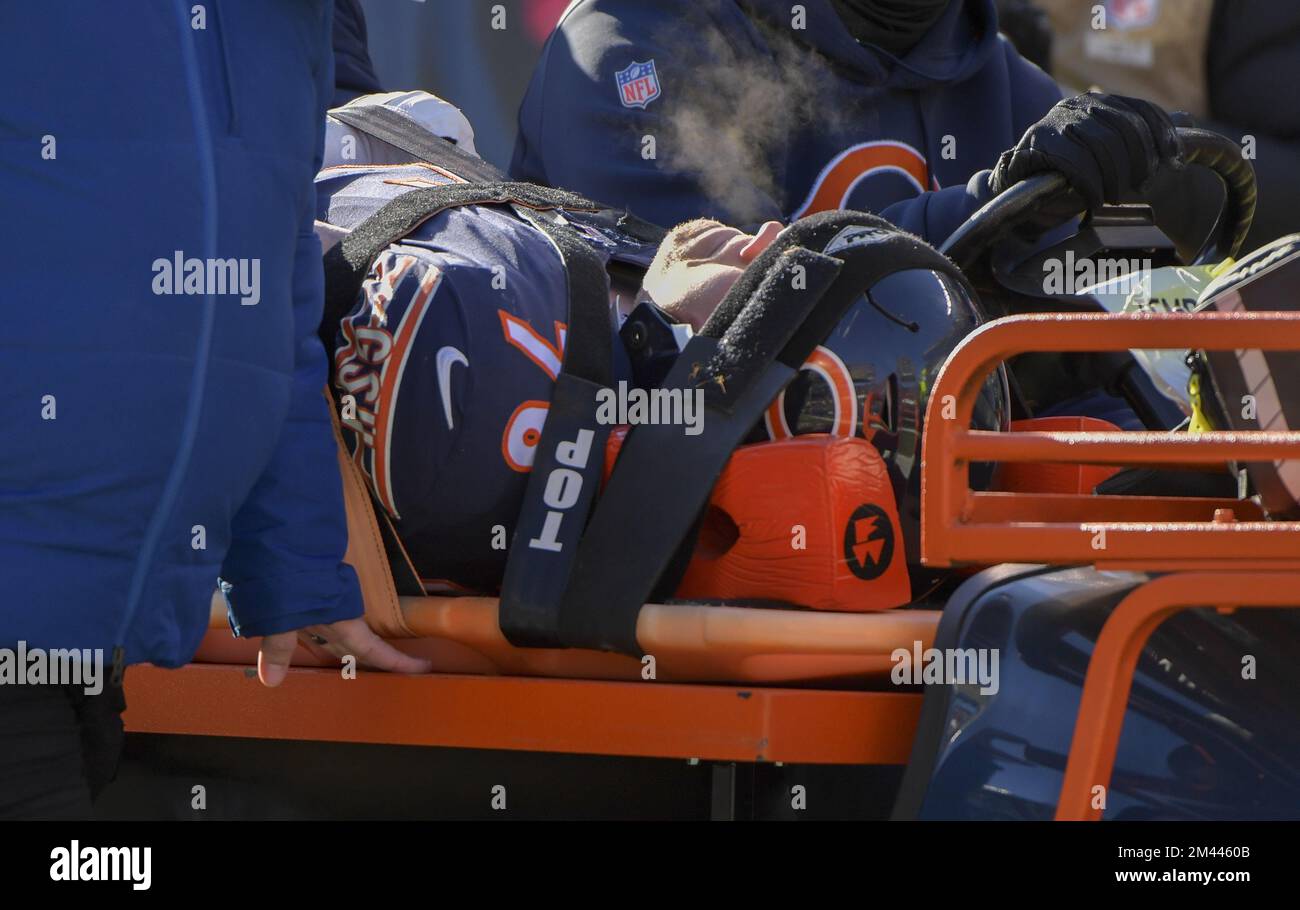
<box><xmin>615</xmin><ymin>60</ymin><xmax>661</xmax><ymax>109</ymax></box>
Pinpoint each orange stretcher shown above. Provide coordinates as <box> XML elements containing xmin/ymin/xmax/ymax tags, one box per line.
<box><xmin>123</xmin><ymin>310</ymin><xmax>1300</xmax><ymax>815</ymax></box>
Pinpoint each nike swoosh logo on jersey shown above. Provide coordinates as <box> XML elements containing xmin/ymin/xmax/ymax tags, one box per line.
<box><xmin>436</xmin><ymin>345</ymin><xmax>469</xmax><ymax>430</ymax></box>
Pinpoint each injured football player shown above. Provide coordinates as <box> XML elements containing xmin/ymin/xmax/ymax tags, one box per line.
<box><xmin>315</xmin><ymin>92</ymin><xmax>785</xmax><ymax>594</ymax></box>
<box><xmin>317</xmin><ymin>91</ymin><xmax>1003</xmax><ymax>620</ymax></box>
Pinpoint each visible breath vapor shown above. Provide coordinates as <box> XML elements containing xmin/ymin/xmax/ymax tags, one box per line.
<box><xmin>650</xmin><ymin>20</ymin><xmax>853</xmax><ymax>225</ymax></box>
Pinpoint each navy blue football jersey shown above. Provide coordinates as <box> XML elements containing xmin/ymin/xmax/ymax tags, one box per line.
<box><xmin>316</xmin><ymin>162</ymin><xmax>631</xmax><ymax>591</ymax></box>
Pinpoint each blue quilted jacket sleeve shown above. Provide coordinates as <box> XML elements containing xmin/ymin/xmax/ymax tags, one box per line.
<box><xmin>220</xmin><ymin>5</ymin><xmax>363</xmax><ymax>638</ymax></box>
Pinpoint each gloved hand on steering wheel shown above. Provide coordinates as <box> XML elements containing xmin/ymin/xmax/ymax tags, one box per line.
<box><xmin>989</xmin><ymin>92</ymin><xmax>1185</xmax><ymax>210</ymax></box>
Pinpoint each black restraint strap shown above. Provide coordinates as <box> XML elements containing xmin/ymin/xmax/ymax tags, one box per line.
<box><xmin>332</xmin><ymin>102</ymin><xmax>667</xmax><ymax>251</ymax></box>
<box><xmin>320</xmin><ymin>181</ymin><xmax>596</xmax><ymax>352</ymax></box>
<box><xmin>560</xmin><ymin>211</ymin><xmax>977</xmax><ymax>654</ymax></box>
<box><xmin>330</xmin><ymin>103</ymin><xmax>509</xmax><ymax>183</ymax></box>
<box><xmin>496</xmin><ymin>207</ymin><xmax>615</xmax><ymax>646</ymax></box>
<box><xmin>700</xmin><ymin>211</ymin><xmax>974</xmax><ymax>338</ymax></box>
<box><xmin>320</xmin><ymin>106</ymin><xmax>617</xmax><ymax>637</ymax></box>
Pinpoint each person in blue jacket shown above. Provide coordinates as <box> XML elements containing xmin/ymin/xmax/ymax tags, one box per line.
<box><xmin>0</xmin><ymin>1</ymin><xmax>425</xmax><ymax>819</ymax></box>
<box><xmin>511</xmin><ymin>0</ymin><xmax>1184</xmax><ymax>245</ymax></box>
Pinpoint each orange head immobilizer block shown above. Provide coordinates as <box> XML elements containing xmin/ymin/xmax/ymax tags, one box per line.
<box><xmin>605</xmin><ymin>428</ymin><xmax>912</xmax><ymax>612</ymax></box>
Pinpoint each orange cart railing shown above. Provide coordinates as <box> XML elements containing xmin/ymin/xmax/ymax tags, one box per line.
<box><xmin>1053</xmin><ymin>573</ymin><xmax>1300</xmax><ymax>820</ymax></box>
<box><xmin>920</xmin><ymin>311</ymin><xmax>1300</xmax><ymax>820</ymax></box>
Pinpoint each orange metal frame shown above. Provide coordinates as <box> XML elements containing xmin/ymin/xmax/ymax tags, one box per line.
<box><xmin>127</xmin><ymin>596</ymin><xmax>930</xmax><ymax>765</ymax></box>
<box><xmin>925</xmin><ymin>312</ymin><xmax>1300</xmax><ymax>570</ymax></box>
<box><xmin>921</xmin><ymin>311</ymin><xmax>1300</xmax><ymax>820</ymax></box>
<box><xmin>1053</xmin><ymin>573</ymin><xmax>1300</xmax><ymax>820</ymax></box>
<box><xmin>122</xmin><ymin>310</ymin><xmax>1300</xmax><ymax>816</ymax></box>
<box><xmin>124</xmin><ymin>665</ymin><xmax>920</xmax><ymax>765</ymax></box>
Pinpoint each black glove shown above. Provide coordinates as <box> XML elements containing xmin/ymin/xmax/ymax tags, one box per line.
<box><xmin>989</xmin><ymin>92</ymin><xmax>1184</xmax><ymax>210</ymax></box>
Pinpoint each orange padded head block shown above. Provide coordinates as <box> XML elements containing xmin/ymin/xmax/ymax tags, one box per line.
<box><xmin>993</xmin><ymin>416</ymin><xmax>1123</xmax><ymax>494</ymax></box>
<box><xmin>605</xmin><ymin>429</ymin><xmax>911</xmax><ymax>612</ymax></box>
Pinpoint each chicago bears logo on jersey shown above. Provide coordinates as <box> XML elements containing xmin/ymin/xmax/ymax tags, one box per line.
<box><xmin>615</xmin><ymin>60</ymin><xmax>661</xmax><ymax>110</ymax></box>
<box><xmin>792</xmin><ymin>140</ymin><xmax>940</xmax><ymax>220</ymax></box>
<box><xmin>334</xmin><ymin>251</ymin><xmax>443</xmax><ymax>519</ymax></box>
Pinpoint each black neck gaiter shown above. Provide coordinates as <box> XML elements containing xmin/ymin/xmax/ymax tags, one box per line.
<box><xmin>830</xmin><ymin>0</ymin><xmax>952</xmax><ymax>55</ymax></box>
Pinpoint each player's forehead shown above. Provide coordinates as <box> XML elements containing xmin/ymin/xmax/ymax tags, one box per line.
<box><xmin>661</xmin><ymin>218</ymin><xmax>744</xmax><ymax>264</ymax></box>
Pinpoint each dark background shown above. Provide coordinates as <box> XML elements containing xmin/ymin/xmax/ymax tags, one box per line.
<box><xmin>357</xmin><ymin>0</ymin><xmax>571</xmax><ymax>169</ymax></box>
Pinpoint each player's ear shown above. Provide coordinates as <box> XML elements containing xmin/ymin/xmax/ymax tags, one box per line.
<box><xmin>739</xmin><ymin>221</ymin><xmax>785</xmax><ymax>263</ymax></box>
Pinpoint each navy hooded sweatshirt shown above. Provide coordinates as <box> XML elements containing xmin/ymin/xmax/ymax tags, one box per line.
<box><xmin>511</xmin><ymin>0</ymin><xmax>1062</xmax><ymax>242</ymax></box>
<box><xmin>332</xmin><ymin>0</ymin><xmax>383</xmax><ymax>106</ymax></box>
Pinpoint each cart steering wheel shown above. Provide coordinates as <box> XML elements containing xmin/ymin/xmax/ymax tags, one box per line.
<box><xmin>938</xmin><ymin>128</ymin><xmax>1257</xmax><ymax>432</ymax></box>
<box><xmin>941</xmin><ymin>128</ymin><xmax>1257</xmax><ymax>274</ymax></box>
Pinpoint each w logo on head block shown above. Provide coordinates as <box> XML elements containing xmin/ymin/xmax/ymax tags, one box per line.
<box><xmin>844</xmin><ymin>503</ymin><xmax>895</xmax><ymax>581</ymax></box>
<box><xmin>616</xmin><ymin>60</ymin><xmax>661</xmax><ymax>110</ymax></box>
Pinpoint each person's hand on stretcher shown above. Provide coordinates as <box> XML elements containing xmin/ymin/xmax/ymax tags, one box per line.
<box><xmin>257</xmin><ymin>618</ymin><xmax>431</xmax><ymax>688</ymax></box>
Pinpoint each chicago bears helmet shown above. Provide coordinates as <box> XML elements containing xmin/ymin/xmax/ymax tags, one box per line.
<box><xmin>757</xmin><ymin>258</ymin><xmax>1010</xmax><ymax>597</ymax></box>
